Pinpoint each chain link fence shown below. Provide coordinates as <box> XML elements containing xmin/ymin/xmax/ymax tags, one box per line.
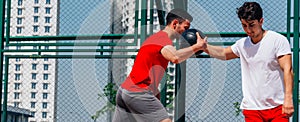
<box><xmin>188</xmin><ymin>0</ymin><xmax>287</xmax><ymax>32</ymax></box>
<box><xmin>184</xmin><ymin>0</ymin><xmax>289</xmax><ymax>121</ymax></box>
<box><xmin>2</xmin><ymin>0</ymin><xmax>296</xmax><ymax>122</ymax></box>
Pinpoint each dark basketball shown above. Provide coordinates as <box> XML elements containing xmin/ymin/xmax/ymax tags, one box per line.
<box><xmin>181</xmin><ymin>29</ymin><xmax>206</xmax><ymax>55</ymax></box>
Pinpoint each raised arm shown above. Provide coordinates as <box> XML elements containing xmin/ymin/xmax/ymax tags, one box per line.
<box><xmin>161</xmin><ymin>33</ymin><xmax>207</xmax><ymax>64</ymax></box>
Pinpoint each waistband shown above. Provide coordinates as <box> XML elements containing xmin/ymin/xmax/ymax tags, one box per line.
<box><xmin>120</xmin><ymin>87</ymin><xmax>153</xmax><ymax>95</ymax></box>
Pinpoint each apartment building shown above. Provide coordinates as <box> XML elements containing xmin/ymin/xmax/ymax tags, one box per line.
<box><xmin>4</xmin><ymin>0</ymin><xmax>58</xmax><ymax>122</ymax></box>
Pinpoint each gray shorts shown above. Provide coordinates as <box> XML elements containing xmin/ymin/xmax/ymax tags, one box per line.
<box><xmin>112</xmin><ymin>87</ymin><xmax>170</xmax><ymax>122</ymax></box>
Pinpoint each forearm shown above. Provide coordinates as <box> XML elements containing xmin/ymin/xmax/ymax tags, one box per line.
<box><xmin>204</xmin><ymin>44</ymin><xmax>227</xmax><ymax>60</ymax></box>
<box><xmin>284</xmin><ymin>69</ymin><xmax>294</xmax><ymax>98</ymax></box>
<box><xmin>175</xmin><ymin>46</ymin><xmax>197</xmax><ymax>63</ymax></box>
<box><xmin>282</xmin><ymin>69</ymin><xmax>294</xmax><ymax>116</ymax></box>
<box><xmin>161</xmin><ymin>45</ymin><xmax>200</xmax><ymax>64</ymax></box>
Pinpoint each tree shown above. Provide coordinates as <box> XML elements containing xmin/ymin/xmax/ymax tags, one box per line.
<box><xmin>91</xmin><ymin>83</ymin><xmax>118</xmax><ymax>121</ymax></box>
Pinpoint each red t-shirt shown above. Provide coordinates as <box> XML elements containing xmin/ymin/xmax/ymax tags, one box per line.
<box><xmin>121</xmin><ymin>31</ymin><xmax>173</xmax><ymax>94</ymax></box>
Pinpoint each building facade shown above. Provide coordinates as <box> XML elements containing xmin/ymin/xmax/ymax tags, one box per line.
<box><xmin>1</xmin><ymin>105</ymin><xmax>33</xmax><ymax>122</ymax></box>
<box><xmin>4</xmin><ymin>0</ymin><xmax>58</xmax><ymax>122</ymax></box>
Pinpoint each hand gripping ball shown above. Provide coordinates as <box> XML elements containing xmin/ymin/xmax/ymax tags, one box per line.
<box><xmin>181</xmin><ymin>29</ymin><xmax>206</xmax><ymax>55</ymax></box>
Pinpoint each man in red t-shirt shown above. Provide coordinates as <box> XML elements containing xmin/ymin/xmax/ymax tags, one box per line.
<box><xmin>113</xmin><ymin>8</ymin><xmax>207</xmax><ymax>122</ymax></box>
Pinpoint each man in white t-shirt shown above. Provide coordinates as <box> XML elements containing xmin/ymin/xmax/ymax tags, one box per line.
<box><xmin>202</xmin><ymin>2</ymin><xmax>294</xmax><ymax>122</ymax></box>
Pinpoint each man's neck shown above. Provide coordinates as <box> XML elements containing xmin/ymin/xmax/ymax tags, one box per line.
<box><xmin>251</xmin><ymin>29</ymin><xmax>266</xmax><ymax>44</ymax></box>
<box><xmin>162</xmin><ymin>26</ymin><xmax>176</xmax><ymax>40</ymax></box>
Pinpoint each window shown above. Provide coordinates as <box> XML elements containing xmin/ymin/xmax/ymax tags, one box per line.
<box><xmin>31</xmin><ymin>112</ymin><xmax>35</xmax><ymax>117</ymax></box>
<box><xmin>17</xmin><ymin>27</ymin><xmax>22</xmax><ymax>34</ymax></box>
<box><xmin>16</xmin><ymin>58</ymin><xmax>20</xmax><ymax>62</ymax></box>
<box><xmin>43</xmin><ymin>74</ymin><xmax>48</xmax><ymax>80</ymax></box>
<box><xmin>155</xmin><ymin>25</ymin><xmax>159</xmax><ymax>30</ymax></box>
<box><xmin>32</xmin><ymin>64</ymin><xmax>37</xmax><ymax>70</ymax></box>
<box><xmin>32</xmin><ymin>58</ymin><xmax>37</xmax><ymax>61</ymax></box>
<box><xmin>32</xmin><ymin>73</ymin><xmax>37</xmax><ymax>80</ymax></box>
<box><xmin>46</xmin><ymin>0</ymin><xmax>50</xmax><ymax>4</ymax></box>
<box><xmin>14</xmin><ymin>92</ymin><xmax>20</xmax><ymax>99</ymax></box>
<box><xmin>45</xmin><ymin>26</ymin><xmax>50</xmax><ymax>33</ymax></box>
<box><xmin>42</xmin><ymin>93</ymin><xmax>48</xmax><ymax>99</ymax></box>
<box><xmin>44</xmin><ymin>58</ymin><xmax>48</xmax><ymax>61</ymax></box>
<box><xmin>15</xmin><ymin>74</ymin><xmax>20</xmax><ymax>81</ymax></box>
<box><xmin>34</xmin><ymin>16</ymin><xmax>39</xmax><ymax>23</ymax></box>
<box><xmin>18</xmin><ymin>0</ymin><xmax>23</xmax><ymax>6</ymax></box>
<box><xmin>14</xmin><ymin>83</ymin><xmax>20</xmax><ymax>90</ymax></box>
<box><xmin>34</xmin><ymin>0</ymin><xmax>39</xmax><ymax>4</ymax></box>
<box><xmin>31</xmin><ymin>102</ymin><xmax>36</xmax><ymax>108</ymax></box>
<box><xmin>17</xmin><ymin>18</ymin><xmax>22</xmax><ymax>24</ymax></box>
<box><xmin>33</xmin><ymin>46</ymin><xmax>37</xmax><ymax>49</ymax></box>
<box><xmin>14</xmin><ymin>102</ymin><xmax>20</xmax><ymax>107</ymax></box>
<box><xmin>31</xmin><ymin>83</ymin><xmax>36</xmax><ymax>89</ymax></box>
<box><xmin>15</xmin><ymin>64</ymin><xmax>20</xmax><ymax>71</ymax></box>
<box><xmin>42</xmin><ymin>112</ymin><xmax>47</xmax><ymax>118</ymax></box>
<box><xmin>34</xmin><ymin>7</ymin><xmax>39</xmax><ymax>13</ymax></box>
<box><xmin>43</xmin><ymin>83</ymin><xmax>48</xmax><ymax>89</ymax></box>
<box><xmin>45</xmin><ymin>17</ymin><xmax>50</xmax><ymax>23</ymax></box>
<box><xmin>44</xmin><ymin>64</ymin><xmax>48</xmax><ymax>70</ymax></box>
<box><xmin>45</xmin><ymin>7</ymin><xmax>51</xmax><ymax>14</ymax></box>
<box><xmin>17</xmin><ymin>8</ymin><xmax>22</xmax><ymax>15</ymax></box>
<box><xmin>33</xmin><ymin>26</ymin><xmax>39</xmax><ymax>32</ymax></box>
<box><xmin>45</xmin><ymin>46</ymin><xmax>49</xmax><ymax>50</ymax></box>
<box><xmin>31</xmin><ymin>92</ymin><xmax>36</xmax><ymax>98</ymax></box>
<box><xmin>42</xmin><ymin>102</ymin><xmax>47</xmax><ymax>109</ymax></box>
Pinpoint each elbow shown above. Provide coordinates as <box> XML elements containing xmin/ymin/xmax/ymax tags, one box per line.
<box><xmin>206</xmin><ymin>50</ymin><xmax>227</xmax><ymax>60</ymax></box>
<box><xmin>170</xmin><ymin>56</ymin><xmax>180</xmax><ymax>64</ymax></box>
<box><xmin>290</xmin><ymin>69</ymin><xmax>294</xmax><ymax>78</ymax></box>
<box><xmin>211</xmin><ymin>55</ymin><xmax>228</xmax><ymax>61</ymax></box>
<box><xmin>223</xmin><ymin>57</ymin><xmax>231</xmax><ymax>61</ymax></box>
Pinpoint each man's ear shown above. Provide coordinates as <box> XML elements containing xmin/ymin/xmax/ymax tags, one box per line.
<box><xmin>172</xmin><ymin>19</ymin><xmax>179</xmax><ymax>29</ymax></box>
<box><xmin>259</xmin><ymin>18</ymin><xmax>264</xmax><ymax>25</ymax></box>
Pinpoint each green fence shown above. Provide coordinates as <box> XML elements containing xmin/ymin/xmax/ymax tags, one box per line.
<box><xmin>1</xmin><ymin>0</ymin><xmax>299</xmax><ymax>122</ymax></box>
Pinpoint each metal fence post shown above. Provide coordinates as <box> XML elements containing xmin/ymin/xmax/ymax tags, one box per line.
<box><xmin>173</xmin><ymin>0</ymin><xmax>188</xmax><ymax>121</ymax></box>
<box><xmin>0</xmin><ymin>0</ymin><xmax>7</xmax><ymax>121</ymax></box>
<box><xmin>293</xmin><ymin>0</ymin><xmax>300</xmax><ymax>122</ymax></box>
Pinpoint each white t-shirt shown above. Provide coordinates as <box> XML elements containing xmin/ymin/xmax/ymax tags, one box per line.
<box><xmin>231</xmin><ymin>31</ymin><xmax>292</xmax><ymax>110</ymax></box>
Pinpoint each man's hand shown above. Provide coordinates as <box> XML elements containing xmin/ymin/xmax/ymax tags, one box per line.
<box><xmin>194</xmin><ymin>32</ymin><xmax>207</xmax><ymax>51</ymax></box>
<box><xmin>282</xmin><ymin>96</ymin><xmax>294</xmax><ymax>117</ymax></box>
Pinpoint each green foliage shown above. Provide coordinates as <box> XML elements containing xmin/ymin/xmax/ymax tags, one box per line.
<box><xmin>165</xmin><ymin>73</ymin><xmax>174</xmax><ymax>109</ymax></box>
<box><xmin>233</xmin><ymin>102</ymin><xmax>241</xmax><ymax>116</ymax></box>
<box><xmin>91</xmin><ymin>83</ymin><xmax>118</xmax><ymax>121</ymax></box>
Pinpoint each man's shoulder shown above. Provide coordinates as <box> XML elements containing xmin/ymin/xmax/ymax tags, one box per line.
<box><xmin>266</xmin><ymin>30</ymin><xmax>288</xmax><ymax>42</ymax></box>
<box><xmin>142</xmin><ymin>31</ymin><xmax>172</xmax><ymax>47</ymax></box>
<box><xmin>235</xmin><ymin>37</ymin><xmax>249</xmax><ymax>44</ymax></box>
<box><xmin>151</xmin><ymin>30</ymin><xmax>168</xmax><ymax>38</ymax></box>
<box><xmin>267</xmin><ymin>30</ymin><xmax>285</xmax><ymax>37</ymax></box>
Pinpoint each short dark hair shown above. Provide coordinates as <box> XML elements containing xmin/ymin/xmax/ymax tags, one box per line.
<box><xmin>166</xmin><ymin>8</ymin><xmax>193</xmax><ymax>25</ymax></box>
<box><xmin>236</xmin><ymin>2</ymin><xmax>263</xmax><ymax>21</ymax></box>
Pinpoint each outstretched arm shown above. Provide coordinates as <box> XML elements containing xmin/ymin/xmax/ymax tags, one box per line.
<box><xmin>161</xmin><ymin>33</ymin><xmax>207</xmax><ymax>64</ymax></box>
<box><xmin>204</xmin><ymin>45</ymin><xmax>238</xmax><ymax>60</ymax></box>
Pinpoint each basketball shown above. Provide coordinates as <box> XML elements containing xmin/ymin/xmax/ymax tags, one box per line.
<box><xmin>181</xmin><ymin>29</ymin><xmax>206</xmax><ymax>55</ymax></box>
